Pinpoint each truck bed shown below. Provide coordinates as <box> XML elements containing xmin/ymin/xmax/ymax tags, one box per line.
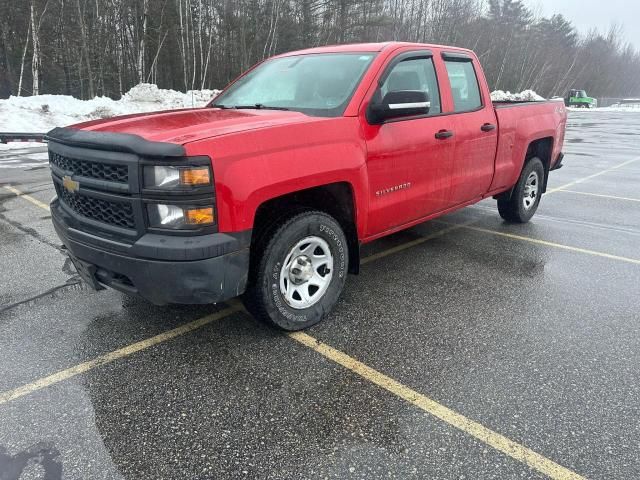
<box><xmin>492</xmin><ymin>99</ymin><xmax>557</xmax><ymax>108</ymax></box>
<box><xmin>490</xmin><ymin>98</ymin><xmax>567</xmax><ymax>192</ymax></box>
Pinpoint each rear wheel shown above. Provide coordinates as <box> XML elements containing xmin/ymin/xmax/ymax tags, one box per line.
<box><xmin>497</xmin><ymin>157</ymin><xmax>544</xmax><ymax>223</ymax></box>
<box><xmin>243</xmin><ymin>210</ymin><xmax>348</xmax><ymax>331</ymax></box>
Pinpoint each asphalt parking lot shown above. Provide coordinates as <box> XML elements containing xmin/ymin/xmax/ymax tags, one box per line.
<box><xmin>1</xmin><ymin>110</ymin><xmax>639</xmax><ymax>480</ymax></box>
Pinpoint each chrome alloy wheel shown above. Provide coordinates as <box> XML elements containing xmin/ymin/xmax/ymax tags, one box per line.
<box><xmin>522</xmin><ymin>171</ymin><xmax>539</xmax><ymax>210</ymax></box>
<box><xmin>279</xmin><ymin>236</ymin><xmax>333</xmax><ymax>309</ymax></box>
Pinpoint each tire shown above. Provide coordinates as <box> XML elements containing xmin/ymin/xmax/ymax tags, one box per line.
<box><xmin>243</xmin><ymin>210</ymin><xmax>349</xmax><ymax>331</ymax></box>
<box><xmin>497</xmin><ymin>157</ymin><xmax>544</xmax><ymax>223</ymax></box>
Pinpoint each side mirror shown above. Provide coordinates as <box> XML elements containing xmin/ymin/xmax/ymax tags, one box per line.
<box><xmin>367</xmin><ymin>90</ymin><xmax>430</xmax><ymax>124</ymax></box>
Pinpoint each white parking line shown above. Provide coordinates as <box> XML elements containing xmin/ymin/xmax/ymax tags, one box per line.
<box><xmin>547</xmin><ymin>156</ymin><xmax>640</xmax><ymax>193</ymax></box>
<box><xmin>555</xmin><ymin>189</ymin><xmax>640</xmax><ymax>203</ymax></box>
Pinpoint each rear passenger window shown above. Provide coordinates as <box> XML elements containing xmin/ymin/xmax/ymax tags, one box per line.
<box><xmin>444</xmin><ymin>60</ymin><xmax>482</xmax><ymax>112</ymax></box>
<box><xmin>380</xmin><ymin>57</ymin><xmax>441</xmax><ymax>115</ymax></box>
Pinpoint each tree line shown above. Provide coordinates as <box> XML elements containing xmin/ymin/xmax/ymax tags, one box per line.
<box><xmin>1</xmin><ymin>0</ymin><xmax>639</xmax><ymax>100</ymax></box>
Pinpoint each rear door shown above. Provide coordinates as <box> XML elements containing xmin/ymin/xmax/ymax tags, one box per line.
<box><xmin>361</xmin><ymin>49</ymin><xmax>455</xmax><ymax>237</ymax></box>
<box><xmin>441</xmin><ymin>52</ymin><xmax>498</xmax><ymax>206</ymax></box>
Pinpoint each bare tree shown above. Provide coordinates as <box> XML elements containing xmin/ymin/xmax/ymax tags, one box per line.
<box><xmin>75</xmin><ymin>0</ymin><xmax>95</xmax><ymax>97</ymax></box>
<box><xmin>17</xmin><ymin>13</ymin><xmax>31</xmax><ymax>96</ymax></box>
<box><xmin>1</xmin><ymin>0</ymin><xmax>639</xmax><ymax>100</ymax></box>
<box><xmin>137</xmin><ymin>0</ymin><xmax>149</xmax><ymax>82</ymax></box>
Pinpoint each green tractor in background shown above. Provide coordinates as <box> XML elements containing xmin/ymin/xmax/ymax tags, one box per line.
<box><xmin>566</xmin><ymin>89</ymin><xmax>598</xmax><ymax>108</ymax></box>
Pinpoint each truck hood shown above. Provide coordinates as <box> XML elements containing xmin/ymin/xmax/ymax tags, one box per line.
<box><xmin>71</xmin><ymin>107</ymin><xmax>313</xmax><ymax>145</ymax></box>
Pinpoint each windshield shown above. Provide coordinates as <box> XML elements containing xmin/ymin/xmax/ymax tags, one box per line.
<box><xmin>212</xmin><ymin>53</ymin><xmax>376</xmax><ymax>117</ymax></box>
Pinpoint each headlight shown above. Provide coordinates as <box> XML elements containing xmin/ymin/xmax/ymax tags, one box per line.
<box><xmin>144</xmin><ymin>165</ymin><xmax>211</xmax><ymax>189</ymax></box>
<box><xmin>147</xmin><ymin>204</ymin><xmax>215</xmax><ymax>229</ymax></box>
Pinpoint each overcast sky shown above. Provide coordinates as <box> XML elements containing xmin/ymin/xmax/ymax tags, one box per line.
<box><xmin>525</xmin><ymin>0</ymin><xmax>640</xmax><ymax>49</ymax></box>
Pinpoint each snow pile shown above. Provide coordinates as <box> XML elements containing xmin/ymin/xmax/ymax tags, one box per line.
<box><xmin>0</xmin><ymin>142</ymin><xmax>47</xmax><ymax>150</ymax></box>
<box><xmin>0</xmin><ymin>83</ymin><xmax>220</xmax><ymax>133</ymax></box>
<box><xmin>491</xmin><ymin>90</ymin><xmax>545</xmax><ymax>102</ymax></box>
<box><xmin>567</xmin><ymin>104</ymin><xmax>640</xmax><ymax>112</ymax></box>
<box><xmin>0</xmin><ymin>141</ymin><xmax>47</xmax><ymax>150</ymax></box>
<box><xmin>602</xmin><ymin>102</ymin><xmax>640</xmax><ymax>111</ymax></box>
<box><xmin>121</xmin><ymin>83</ymin><xmax>219</xmax><ymax>107</ymax></box>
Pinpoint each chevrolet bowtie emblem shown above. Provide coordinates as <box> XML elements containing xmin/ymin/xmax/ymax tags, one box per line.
<box><xmin>62</xmin><ymin>175</ymin><xmax>79</xmax><ymax>193</ymax></box>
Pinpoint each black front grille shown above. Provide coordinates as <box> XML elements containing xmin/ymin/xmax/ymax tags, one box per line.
<box><xmin>55</xmin><ymin>183</ymin><xmax>135</xmax><ymax>229</ymax></box>
<box><xmin>49</xmin><ymin>151</ymin><xmax>128</xmax><ymax>183</ymax></box>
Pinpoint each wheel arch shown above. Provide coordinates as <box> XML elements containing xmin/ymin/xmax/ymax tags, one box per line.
<box><xmin>526</xmin><ymin>137</ymin><xmax>554</xmax><ymax>193</ymax></box>
<box><xmin>496</xmin><ymin>136</ymin><xmax>554</xmax><ymax>201</ymax></box>
<box><xmin>251</xmin><ymin>182</ymin><xmax>361</xmax><ymax>275</ymax></box>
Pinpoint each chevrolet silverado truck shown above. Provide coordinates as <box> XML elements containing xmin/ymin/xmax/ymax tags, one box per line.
<box><xmin>47</xmin><ymin>42</ymin><xmax>567</xmax><ymax>330</ymax></box>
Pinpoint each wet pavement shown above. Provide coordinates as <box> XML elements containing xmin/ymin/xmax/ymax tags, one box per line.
<box><xmin>1</xmin><ymin>110</ymin><xmax>639</xmax><ymax>479</ymax></box>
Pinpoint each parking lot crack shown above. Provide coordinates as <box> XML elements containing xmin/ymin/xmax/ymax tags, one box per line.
<box><xmin>0</xmin><ymin>211</ymin><xmax>62</xmax><ymax>251</ymax></box>
<box><xmin>0</xmin><ymin>278</ymin><xmax>84</xmax><ymax>316</ymax></box>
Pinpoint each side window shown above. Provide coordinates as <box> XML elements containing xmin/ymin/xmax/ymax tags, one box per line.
<box><xmin>380</xmin><ymin>57</ymin><xmax>441</xmax><ymax>115</ymax></box>
<box><xmin>444</xmin><ymin>60</ymin><xmax>482</xmax><ymax>112</ymax></box>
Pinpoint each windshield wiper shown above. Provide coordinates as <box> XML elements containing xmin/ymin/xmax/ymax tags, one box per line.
<box><xmin>210</xmin><ymin>103</ymin><xmax>290</xmax><ymax>111</ymax></box>
<box><xmin>232</xmin><ymin>104</ymin><xmax>290</xmax><ymax>111</ymax></box>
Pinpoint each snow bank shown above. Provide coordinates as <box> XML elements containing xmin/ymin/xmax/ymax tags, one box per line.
<box><xmin>598</xmin><ymin>103</ymin><xmax>640</xmax><ymax>111</ymax></box>
<box><xmin>0</xmin><ymin>141</ymin><xmax>47</xmax><ymax>150</ymax></box>
<box><xmin>567</xmin><ymin>105</ymin><xmax>640</xmax><ymax>112</ymax></box>
<box><xmin>0</xmin><ymin>83</ymin><xmax>220</xmax><ymax>133</ymax></box>
<box><xmin>121</xmin><ymin>83</ymin><xmax>219</xmax><ymax>107</ymax></box>
<box><xmin>491</xmin><ymin>90</ymin><xmax>545</xmax><ymax>102</ymax></box>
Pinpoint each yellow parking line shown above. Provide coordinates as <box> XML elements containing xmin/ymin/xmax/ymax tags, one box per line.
<box><xmin>361</xmin><ymin>221</ymin><xmax>473</xmax><ymax>265</ymax></box>
<box><xmin>547</xmin><ymin>156</ymin><xmax>640</xmax><ymax>193</ymax></box>
<box><xmin>0</xmin><ymin>160</ymin><xmax>621</xmax><ymax>478</ymax></box>
<box><xmin>289</xmin><ymin>331</ymin><xmax>585</xmax><ymax>480</ymax></box>
<box><xmin>0</xmin><ymin>303</ymin><xmax>244</xmax><ymax>405</ymax></box>
<box><xmin>439</xmin><ymin>222</ymin><xmax>640</xmax><ymax>265</ymax></box>
<box><xmin>0</xmin><ymin>197</ymin><xmax>594</xmax><ymax>478</ymax></box>
<box><xmin>555</xmin><ymin>189</ymin><xmax>640</xmax><ymax>203</ymax></box>
<box><xmin>5</xmin><ymin>214</ymin><xmax>634</xmax><ymax>406</ymax></box>
<box><xmin>0</xmin><ymin>298</ymin><xmax>586</xmax><ymax>479</ymax></box>
<box><xmin>3</xmin><ymin>185</ymin><xmax>51</xmax><ymax>211</ymax></box>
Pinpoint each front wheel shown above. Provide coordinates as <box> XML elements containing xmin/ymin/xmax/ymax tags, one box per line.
<box><xmin>243</xmin><ymin>211</ymin><xmax>349</xmax><ymax>331</ymax></box>
<box><xmin>497</xmin><ymin>157</ymin><xmax>544</xmax><ymax>223</ymax></box>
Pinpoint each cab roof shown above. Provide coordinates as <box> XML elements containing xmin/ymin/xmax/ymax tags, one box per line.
<box><xmin>274</xmin><ymin>42</ymin><xmax>473</xmax><ymax>58</ymax></box>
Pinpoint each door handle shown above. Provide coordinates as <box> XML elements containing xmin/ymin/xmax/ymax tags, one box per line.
<box><xmin>481</xmin><ymin>123</ymin><xmax>496</xmax><ymax>132</ymax></box>
<box><xmin>435</xmin><ymin>129</ymin><xmax>454</xmax><ymax>140</ymax></box>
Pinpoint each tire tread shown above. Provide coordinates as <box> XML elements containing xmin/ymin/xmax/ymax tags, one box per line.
<box><xmin>243</xmin><ymin>209</ymin><xmax>345</xmax><ymax>330</ymax></box>
<box><xmin>497</xmin><ymin>157</ymin><xmax>544</xmax><ymax>223</ymax></box>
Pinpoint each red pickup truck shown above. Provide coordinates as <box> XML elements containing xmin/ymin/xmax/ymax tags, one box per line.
<box><xmin>47</xmin><ymin>42</ymin><xmax>567</xmax><ymax>330</ymax></box>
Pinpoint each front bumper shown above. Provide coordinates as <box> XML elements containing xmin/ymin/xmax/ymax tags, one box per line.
<box><xmin>52</xmin><ymin>199</ymin><xmax>250</xmax><ymax>305</ymax></box>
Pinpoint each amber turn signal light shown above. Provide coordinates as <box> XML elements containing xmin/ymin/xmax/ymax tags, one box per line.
<box><xmin>185</xmin><ymin>207</ymin><xmax>215</xmax><ymax>225</ymax></box>
<box><xmin>180</xmin><ymin>167</ymin><xmax>211</xmax><ymax>186</ymax></box>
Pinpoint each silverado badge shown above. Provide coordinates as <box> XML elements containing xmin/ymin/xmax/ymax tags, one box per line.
<box><xmin>62</xmin><ymin>175</ymin><xmax>79</xmax><ymax>194</ymax></box>
<box><xmin>376</xmin><ymin>182</ymin><xmax>412</xmax><ymax>197</ymax></box>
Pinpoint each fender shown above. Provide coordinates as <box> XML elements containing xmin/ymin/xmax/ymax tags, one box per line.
<box><xmin>492</xmin><ymin>101</ymin><xmax>564</xmax><ymax>192</ymax></box>
<box><xmin>184</xmin><ymin>116</ymin><xmax>369</xmax><ymax>237</ymax></box>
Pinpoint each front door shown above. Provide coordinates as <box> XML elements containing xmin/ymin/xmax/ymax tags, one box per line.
<box><xmin>362</xmin><ymin>51</ymin><xmax>455</xmax><ymax>237</ymax></box>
